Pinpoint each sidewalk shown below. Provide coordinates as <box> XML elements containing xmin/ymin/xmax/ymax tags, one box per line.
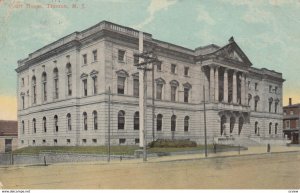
<box><xmin>97</xmin><ymin>145</ymin><xmax>300</xmax><ymax>165</ymax></box>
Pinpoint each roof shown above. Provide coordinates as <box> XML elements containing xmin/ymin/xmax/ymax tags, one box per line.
<box><xmin>284</xmin><ymin>103</ymin><xmax>300</xmax><ymax>108</ymax></box>
<box><xmin>0</xmin><ymin>120</ymin><xmax>18</xmax><ymax>137</ymax></box>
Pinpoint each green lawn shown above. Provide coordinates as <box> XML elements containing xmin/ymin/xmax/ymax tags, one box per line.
<box><xmin>13</xmin><ymin>144</ymin><xmax>234</xmax><ymax>155</ymax></box>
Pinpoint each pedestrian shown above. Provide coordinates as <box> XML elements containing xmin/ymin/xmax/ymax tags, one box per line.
<box><xmin>267</xmin><ymin>143</ymin><xmax>271</xmax><ymax>153</ymax></box>
<box><xmin>213</xmin><ymin>143</ymin><xmax>217</xmax><ymax>153</ymax></box>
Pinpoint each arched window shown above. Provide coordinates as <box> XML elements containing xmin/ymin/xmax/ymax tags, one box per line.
<box><xmin>171</xmin><ymin>115</ymin><xmax>176</xmax><ymax>131</ymax></box>
<box><xmin>66</xmin><ymin>63</ymin><xmax>72</xmax><ymax>96</ymax></box>
<box><xmin>184</xmin><ymin>116</ymin><xmax>189</xmax><ymax>132</ymax></box>
<box><xmin>269</xmin><ymin>122</ymin><xmax>272</xmax><ymax>135</ymax></box>
<box><xmin>116</xmin><ymin>69</ymin><xmax>129</xmax><ymax>95</ymax></box>
<box><xmin>275</xmin><ymin>123</ymin><xmax>278</xmax><ymax>135</ymax></box>
<box><xmin>54</xmin><ymin>115</ymin><xmax>58</xmax><ymax>132</ymax></box>
<box><xmin>53</xmin><ymin>68</ymin><xmax>59</xmax><ymax>99</ymax></box>
<box><xmin>67</xmin><ymin>113</ymin><xmax>72</xmax><ymax>131</ymax></box>
<box><xmin>43</xmin><ymin>117</ymin><xmax>47</xmax><ymax>132</ymax></box>
<box><xmin>134</xmin><ymin>111</ymin><xmax>139</xmax><ymax>130</ymax></box>
<box><xmin>22</xmin><ymin>120</ymin><xmax>25</xmax><ymax>134</ymax></box>
<box><xmin>248</xmin><ymin>94</ymin><xmax>252</xmax><ymax>106</ymax></box>
<box><xmin>133</xmin><ymin>74</ymin><xmax>139</xmax><ymax>97</ymax></box>
<box><xmin>157</xmin><ymin>114</ymin><xmax>163</xmax><ymax>131</ymax></box>
<box><xmin>93</xmin><ymin>111</ymin><xmax>98</xmax><ymax>130</ymax></box>
<box><xmin>155</xmin><ymin>78</ymin><xmax>166</xmax><ymax>100</ymax></box>
<box><xmin>118</xmin><ymin>110</ymin><xmax>125</xmax><ymax>130</ymax></box>
<box><xmin>254</xmin><ymin>96</ymin><xmax>260</xmax><ymax>112</ymax></box>
<box><xmin>183</xmin><ymin>83</ymin><xmax>192</xmax><ymax>103</ymax></box>
<box><xmin>83</xmin><ymin>112</ymin><xmax>87</xmax><ymax>130</ymax></box>
<box><xmin>32</xmin><ymin>76</ymin><xmax>37</xmax><ymax>104</ymax></box>
<box><xmin>255</xmin><ymin>121</ymin><xmax>258</xmax><ymax>135</ymax></box>
<box><xmin>238</xmin><ymin>117</ymin><xmax>244</xmax><ymax>135</ymax></box>
<box><xmin>42</xmin><ymin>72</ymin><xmax>47</xmax><ymax>102</ymax></box>
<box><xmin>275</xmin><ymin>99</ymin><xmax>279</xmax><ymax>113</ymax></box>
<box><xmin>33</xmin><ymin>118</ymin><xmax>36</xmax><ymax>133</ymax></box>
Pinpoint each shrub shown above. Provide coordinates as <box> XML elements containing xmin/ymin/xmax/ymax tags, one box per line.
<box><xmin>148</xmin><ymin>139</ymin><xmax>197</xmax><ymax>148</ymax></box>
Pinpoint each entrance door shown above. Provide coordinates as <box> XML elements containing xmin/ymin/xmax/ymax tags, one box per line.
<box><xmin>5</xmin><ymin>139</ymin><xmax>12</xmax><ymax>152</ymax></box>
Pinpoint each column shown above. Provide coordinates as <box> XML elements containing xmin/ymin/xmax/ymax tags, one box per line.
<box><xmin>209</xmin><ymin>65</ymin><xmax>215</xmax><ymax>102</ymax></box>
<box><xmin>223</xmin><ymin>69</ymin><xmax>228</xmax><ymax>103</ymax></box>
<box><xmin>245</xmin><ymin>74</ymin><xmax>248</xmax><ymax>106</ymax></box>
<box><xmin>232</xmin><ymin>70</ymin><xmax>237</xmax><ymax>104</ymax></box>
<box><xmin>214</xmin><ymin>66</ymin><xmax>219</xmax><ymax>102</ymax></box>
<box><xmin>241</xmin><ymin>73</ymin><xmax>245</xmax><ymax>105</ymax></box>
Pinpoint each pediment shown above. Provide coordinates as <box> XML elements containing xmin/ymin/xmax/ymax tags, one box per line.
<box><xmin>80</xmin><ymin>73</ymin><xmax>88</xmax><ymax>79</ymax></box>
<box><xmin>116</xmin><ymin>69</ymin><xmax>129</xmax><ymax>77</ymax></box>
<box><xmin>90</xmin><ymin>70</ymin><xmax>99</xmax><ymax>77</ymax></box>
<box><xmin>155</xmin><ymin>77</ymin><xmax>166</xmax><ymax>84</ymax></box>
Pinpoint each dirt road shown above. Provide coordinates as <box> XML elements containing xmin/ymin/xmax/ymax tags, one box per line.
<box><xmin>0</xmin><ymin>151</ymin><xmax>299</xmax><ymax>189</ymax></box>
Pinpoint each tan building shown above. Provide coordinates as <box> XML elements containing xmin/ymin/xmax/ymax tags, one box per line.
<box><xmin>16</xmin><ymin>21</ymin><xmax>285</xmax><ymax>147</ymax></box>
<box><xmin>0</xmin><ymin>120</ymin><xmax>18</xmax><ymax>152</ymax></box>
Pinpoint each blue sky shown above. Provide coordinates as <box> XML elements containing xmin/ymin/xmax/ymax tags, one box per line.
<box><xmin>0</xmin><ymin>0</ymin><xmax>300</xmax><ymax>119</ymax></box>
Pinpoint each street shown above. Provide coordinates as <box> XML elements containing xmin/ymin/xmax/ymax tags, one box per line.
<box><xmin>0</xmin><ymin>150</ymin><xmax>299</xmax><ymax>189</ymax></box>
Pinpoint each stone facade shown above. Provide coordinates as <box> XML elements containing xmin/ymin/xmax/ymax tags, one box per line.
<box><xmin>16</xmin><ymin>21</ymin><xmax>284</xmax><ymax>147</ymax></box>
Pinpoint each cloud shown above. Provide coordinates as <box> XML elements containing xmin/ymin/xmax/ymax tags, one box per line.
<box><xmin>196</xmin><ymin>4</ymin><xmax>215</xmax><ymax>25</ymax></box>
<box><xmin>133</xmin><ymin>0</ymin><xmax>177</xmax><ymax>29</ymax></box>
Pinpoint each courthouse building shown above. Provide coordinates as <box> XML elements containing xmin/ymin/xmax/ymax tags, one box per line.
<box><xmin>16</xmin><ymin>21</ymin><xmax>285</xmax><ymax>147</ymax></box>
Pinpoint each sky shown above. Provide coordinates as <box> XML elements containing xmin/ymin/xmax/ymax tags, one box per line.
<box><xmin>0</xmin><ymin>0</ymin><xmax>300</xmax><ymax>120</ymax></box>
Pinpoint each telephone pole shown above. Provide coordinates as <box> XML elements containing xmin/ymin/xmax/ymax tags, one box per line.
<box><xmin>134</xmin><ymin>32</ymin><xmax>161</xmax><ymax>162</ymax></box>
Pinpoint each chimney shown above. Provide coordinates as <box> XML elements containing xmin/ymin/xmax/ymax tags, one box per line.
<box><xmin>289</xmin><ymin>98</ymin><xmax>292</xmax><ymax>106</ymax></box>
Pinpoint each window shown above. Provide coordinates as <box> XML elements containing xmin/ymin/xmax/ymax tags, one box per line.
<box><xmin>171</xmin><ymin>64</ymin><xmax>176</xmax><ymax>74</ymax></box>
<box><xmin>53</xmin><ymin>68</ymin><xmax>59</xmax><ymax>99</ymax></box>
<box><xmin>119</xmin><ymin>138</ymin><xmax>126</xmax><ymax>144</ymax></box>
<box><xmin>248</xmin><ymin>94</ymin><xmax>252</xmax><ymax>106</ymax></box>
<box><xmin>82</xmin><ymin>54</ymin><xmax>87</xmax><ymax>65</ymax></box>
<box><xmin>184</xmin><ymin>88</ymin><xmax>189</xmax><ymax>103</ymax></box>
<box><xmin>66</xmin><ymin>63</ymin><xmax>72</xmax><ymax>96</ymax></box>
<box><xmin>184</xmin><ymin>67</ymin><xmax>189</xmax><ymax>76</ymax></box>
<box><xmin>43</xmin><ymin>117</ymin><xmax>47</xmax><ymax>132</ymax></box>
<box><xmin>157</xmin><ymin>114</ymin><xmax>163</xmax><ymax>131</ymax></box>
<box><xmin>22</xmin><ymin>120</ymin><xmax>25</xmax><ymax>134</ymax></box>
<box><xmin>42</xmin><ymin>139</ymin><xmax>46</xmax><ymax>144</ymax></box>
<box><xmin>54</xmin><ymin>139</ymin><xmax>57</xmax><ymax>145</ymax></box>
<box><xmin>275</xmin><ymin>123</ymin><xmax>278</xmax><ymax>134</ymax></box>
<box><xmin>33</xmin><ymin>140</ymin><xmax>35</xmax><ymax>145</ymax></box>
<box><xmin>171</xmin><ymin>85</ymin><xmax>177</xmax><ymax>102</ymax></box>
<box><xmin>92</xmin><ymin>76</ymin><xmax>97</xmax><ymax>95</ymax></box>
<box><xmin>156</xmin><ymin>83</ymin><xmax>163</xmax><ymax>100</ymax></box>
<box><xmin>82</xmin><ymin>139</ymin><xmax>87</xmax><ymax>144</ymax></box>
<box><xmin>54</xmin><ymin>115</ymin><xmax>58</xmax><ymax>132</ymax></box>
<box><xmin>118</xmin><ymin>50</ymin><xmax>125</xmax><ymax>62</ymax></box>
<box><xmin>286</xmin><ymin>120</ymin><xmax>290</xmax><ymax>129</ymax></box>
<box><xmin>118</xmin><ymin>110</ymin><xmax>125</xmax><ymax>130</ymax></box>
<box><xmin>83</xmin><ymin>79</ymin><xmax>87</xmax><ymax>96</ymax></box>
<box><xmin>83</xmin><ymin>112</ymin><xmax>88</xmax><ymax>130</ymax></box>
<box><xmin>184</xmin><ymin>116</ymin><xmax>189</xmax><ymax>132</ymax></box>
<box><xmin>133</xmin><ymin>78</ymin><xmax>139</xmax><ymax>97</ymax></box>
<box><xmin>135</xmin><ymin>138</ymin><xmax>139</xmax><ymax>144</ymax></box>
<box><xmin>248</xmin><ymin>81</ymin><xmax>251</xmax><ymax>89</ymax></box>
<box><xmin>269</xmin><ymin>85</ymin><xmax>272</xmax><ymax>93</ymax></box>
<box><xmin>157</xmin><ymin>62</ymin><xmax>161</xmax><ymax>71</ymax></box>
<box><xmin>134</xmin><ymin>111</ymin><xmax>139</xmax><ymax>130</ymax></box>
<box><xmin>21</xmin><ymin>140</ymin><xmax>24</xmax><ymax>144</ymax></box>
<box><xmin>21</xmin><ymin>95</ymin><xmax>25</xmax><ymax>109</ymax></box>
<box><xmin>255</xmin><ymin>83</ymin><xmax>258</xmax><ymax>90</ymax></box>
<box><xmin>21</xmin><ymin>78</ymin><xmax>25</xmax><ymax>87</ymax></box>
<box><xmin>254</xmin><ymin>96</ymin><xmax>259</xmax><ymax>112</ymax></box>
<box><xmin>268</xmin><ymin>98</ymin><xmax>273</xmax><ymax>113</ymax></box>
<box><xmin>93</xmin><ymin>111</ymin><xmax>98</xmax><ymax>130</ymax></box>
<box><xmin>67</xmin><ymin>139</ymin><xmax>71</xmax><ymax>144</ymax></box>
<box><xmin>171</xmin><ymin>115</ymin><xmax>176</xmax><ymax>131</ymax></box>
<box><xmin>42</xmin><ymin>72</ymin><xmax>47</xmax><ymax>102</ymax></box>
<box><xmin>274</xmin><ymin>86</ymin><xmax>278</xmax><ymax>94</ymax></box>
<box><xmin>93</xmin><ymin>50</ymin><xmax>97</xmax><ymax>62</ymax></box>
<box><xmin>134</xmin><ymin>54</ymin><xmax>139</xmax><ymax>65</ymax></box>
<box><xmin>269</xmin><ymin>122</ymin><xmax>272</xmax><ymax>135</ymax></box>
<box><xmin>92</xmin><ymin>139</ymin><xmax>97</xmax><ymax>143</ymax></box>
<box><xmin>33</xmin><ymin>118</ymin><xmax>36</xmax><ymax>133</ymax></box>
<box><xmin>117</xmin><ymin>76</ymin><xmax>125</xmax><ymax>94</ymax></box>
<box><xmin>290</xmin><ymin>110</ymin><xmax>294</xmax><ymax>115</ymax></box>
<box><xmin>275</xmin><ymin>100</ymin><xmax>279</xmax><ymax>113</ymax></box>
<box><xmin>67</xmin><ymin>113</ymin><xmax>72</xmax><ymax>131</ymax></box>
<box><xmin>32</xmin><ymin>76</ymin><xmax>37</xmax><ymax>104</ymax></box>
<box><xmin>254</xmin><ymin>122</ymin><xmax>258</xmax><ymax>135</ymax></box>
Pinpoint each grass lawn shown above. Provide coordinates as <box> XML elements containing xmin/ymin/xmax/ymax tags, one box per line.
<box><xmin>13</xmin><ymin>144</ymin><xmax>234</xmax><ymax>155</ymax></box>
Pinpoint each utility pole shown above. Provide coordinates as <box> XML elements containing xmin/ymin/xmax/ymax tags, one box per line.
<box><xmin>135</xmin><ymin>32</ymin><xmax>161</xmax><ymax>162</ymax></box>
<box><xmin>203</xmin><ymin>85</ymin><xmax>208</xmax><ymax>158</ymax></box>
<box><xmin>152</xmin><ymin>61</ymin><xmax>155</xmax><ymax>142</ymax></box>
<box><xmin>107</xmin><ymin>86</ymin><xmax>111</xmax><ymax>162</ymax></box>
